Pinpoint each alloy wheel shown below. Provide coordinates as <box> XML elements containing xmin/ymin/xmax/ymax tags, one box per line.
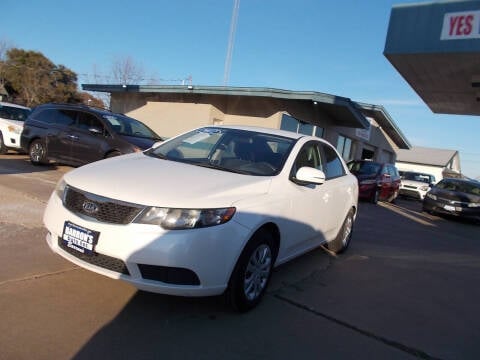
<box><xmin>30</xmin><ymin>142</ymin><xmax>44</xmax><ymax>162</ymax></box>
<box><xmin>243</xmin><ymin>244</ymin><xmax>272</xmax><ymax>301</ymax></box>
<box><xmin>341</xmin><ymin>214</ymin><xmax>353</xmax><ymax>246</ymax></box>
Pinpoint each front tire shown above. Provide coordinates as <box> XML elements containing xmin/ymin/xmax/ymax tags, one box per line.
<box><xmin>370</xmin><ymin>189</ymin><xmax>379</xmax><ymax>204</ymax></box>
<box><xmin>327</xmin><ymin>209</ymin><xmax>354</xmax><ymax>254</ymax></box>
<box><xmin>29</xmin><ymin>139</ymin><xmax>49</xmax><ymax>165</ymax></box>
<box><xmin>0</xmin><ymin>132</ymin><xmax>7</xmax><ymax>154</ymax></box>
<box><xmin>228</xmin><ymin>229</ymin><xmax>275</xmax><ymax>312</ymax></box>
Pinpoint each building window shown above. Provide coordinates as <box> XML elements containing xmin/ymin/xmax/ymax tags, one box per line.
<box><xmin>280</xmin><ymin>114</ymin><xmax>324</xmax><ymax>138</ymax></box>
<box><xmin>336</xmin><ymin>135</ymin><xmax>353</xmax><ymax>161</ymax></box>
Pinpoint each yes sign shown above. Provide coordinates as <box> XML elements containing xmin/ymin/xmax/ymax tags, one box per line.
<box><xmin>441</xmin><ymin>10</ymin><xmax>480</xmax><ymax>40</ymax></box>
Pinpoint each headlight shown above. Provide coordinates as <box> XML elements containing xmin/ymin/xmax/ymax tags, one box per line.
<box><xmin>134</xmin><ymin>207</ymin><xmax>236</xmax><ymax>229</ymax></box>
<box><xmin>55</xmin><ymin>178</ymin><xmax>67</xmax><ymax>201</ymax></box>
<box><xmin>7</xmin><ymin>125</ymin><xmax>22</xmax><ymax>134</ymax></box>
<box><xmin>360</xmin><ymin>179</ymin><xmax>377</xmax><ymax>185</ymax></box>
<box><xmin>468</xmin><ymin>203</ymin><xmax>480</xmax><ymax>208</ymax></box>
<box><xmin>426</xmin><ymin>193</ymin><xmax>437</xmax><ymax>200</ymax></box>
<box><xmin>420</xmin><ymin>185</ymin><xmax>429</xmax><ymax>191</ymax></box>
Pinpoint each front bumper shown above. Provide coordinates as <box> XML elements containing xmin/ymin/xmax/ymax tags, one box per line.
<box><xmin>423</xmin><ymin>197</ymin><xmax>480</xmax><ymax>220</ymax></box>
<box><xmin>3</xmin><ymin>130</ymin><xmax>22</xmax><ymax>149</ymax></box>
<box><xmin>399</xmin><ymin>187</ymin><xmax>426</xmax><ymax>200</ymax></box>
<box><xmin>358</xmin><ymin>183</ymin><xmax>377</xmax><ymax>200</ymax></box>
<box><xmin>44</xmin><ymin>192</ymin><xmax>250</xmax><ymax>297</ymax></box>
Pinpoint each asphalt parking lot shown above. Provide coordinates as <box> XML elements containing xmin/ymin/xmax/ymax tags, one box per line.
<box><xmin>1</xmin><ymin>153</ymin><xmax>479</xmax><ymax>360</ymax></box>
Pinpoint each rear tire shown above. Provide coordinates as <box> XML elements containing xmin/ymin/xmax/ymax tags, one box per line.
<box><xmin>228</xmin><ymin>229</ymin><xmax>275</xmax><ymax>312</ymax></box>
<box><xmin>29</xmin><ymin>139</ymin><xmax>49</xmax><ymax>165</ymax></box>
<box><xmin>389</xmin><ymin>190</ymin><xmax>399</xmax><ymax>203</ymax></box>
<box><xmin>327</xmin><ymin>209</ymin><xmax>354</xmax><ymax>254</ymax></box>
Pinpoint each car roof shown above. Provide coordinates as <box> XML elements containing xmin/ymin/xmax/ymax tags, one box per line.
<box><xmin>32</xmin><ymin>103</ymin><xmax>131</xmax><ymax>118</ymax></box>
<box><xmin>0</xmin><ymin>102</ymin><xmax>30</xmax><ymax>110</ymax></box>
<box><xmin>441</xmin><ymin>177</ymin><xmax>480</xmax><ymax>185</ymax></box>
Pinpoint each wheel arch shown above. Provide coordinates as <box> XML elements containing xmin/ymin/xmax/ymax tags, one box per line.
<box><xmin>256</xmin><ymin>222</ymin><xmax>280</xmax><ymax>260</ymax></box>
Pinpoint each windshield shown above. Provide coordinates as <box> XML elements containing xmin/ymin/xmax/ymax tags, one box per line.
<box><xmin>0</xmin><ymin>105</ymin><xmax>30</xmax><ymax>122</ymax></box>
<box><xmin>102</xmin><ymin>114</ymin><xmax>161</xmax><ymax>140</ymax></box>
<box><xmin>145</xmin><ymin>127</ymin><xmax>296</xmax><ymax>176</ymax></box>
<box><xmin>436</xmin><ymin>179</ymin><xmax>480</xmax><ymax>196</ymax></box>
<box><xmin>402</xmin><ymin>172</ymin><xmax>433</xmax><ymax>183</ymax></box>
<box><xmin>348</xmin><ymin>161</ymin><xmax>381</xmax><ymax>176</ymax></box>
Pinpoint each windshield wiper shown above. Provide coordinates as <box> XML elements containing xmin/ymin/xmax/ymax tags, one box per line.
<box><xmin>193</xmin><ymin>161</ymin><xmax>251</xmax><ymax>175</ymax></box>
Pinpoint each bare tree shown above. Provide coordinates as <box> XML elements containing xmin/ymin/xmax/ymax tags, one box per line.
<box><xmin>90</xmin><ymin>63</ymin><xmax>110</xmax><ymax>108</ymax></box>
<box><xmin>111</xmin><ymin>56</ymin><xmax>145</xmax><ymax>85</ymax></box>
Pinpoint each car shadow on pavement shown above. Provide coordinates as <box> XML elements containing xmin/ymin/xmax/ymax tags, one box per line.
<box><xmin>65</xmin><ymin>200</ymin><xmax>480</xmax><ymax>360</ymax></box>
<box><xmin>70</xmin><ymin>249</ymin><xmax>337</xmax><ymax>360</ymax></box>
<box><xmin>0</xmin><ymin>154</ymin><xmax>60</xmax><ymax>175</ymax></box>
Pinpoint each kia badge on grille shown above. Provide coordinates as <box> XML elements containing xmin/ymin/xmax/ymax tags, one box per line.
<box><xmin>82</xmin><ymin>201</ymin><xmax>99</xmax><ymax>214</ymax></box>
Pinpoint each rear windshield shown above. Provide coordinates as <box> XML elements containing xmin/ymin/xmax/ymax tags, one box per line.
<box><xmin>0</xmin><ymin>105</ymin><xmax>30</xmax><ymax>122</ymax></box>
<box><xmin>348</xmin><ymin>161</ymin><xmax>381</xmax><ymax>176</ymax></box>
<box><xmin>402</xmin><ymin>172</ymin><xmax>433</xmax><ymax>183</ymax></box>
<box><xmin>436</xmin><ymin>179</ymin><xmax>480</xmax><ymax>196</ymax></box>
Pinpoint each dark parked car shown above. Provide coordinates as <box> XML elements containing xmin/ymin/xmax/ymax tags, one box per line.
<box><xmin>423</xmin><ymin>178</ymin><xmax>480</xmax><ymax>222</ymax></box>
<box><xmin>347</xmin><ymin>160</ymin><xmax>401</xmax><ymax>203</ymax></box>
<box><xmin>20</xmin><ymin>103</ymin><xmax>162</xmax><ymax>166</ymax></box>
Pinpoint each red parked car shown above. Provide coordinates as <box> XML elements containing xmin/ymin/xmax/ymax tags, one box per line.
<box><xmin>347</xmin><ymin>160</ymin><xmax>401</xmax><ymax>204</ymax></box>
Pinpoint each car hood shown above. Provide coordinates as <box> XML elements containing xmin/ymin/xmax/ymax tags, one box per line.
<box><xmin>64</xmin><ymin>153</ymin><xmax>273</xmax><ymax>208</ymax></box>
<box><xmin>431</xmin><ymin>188</ymin><xmax>480</xmax><ymax>203</ymax></box>
<box><xmin>119</xmin><ymin>135</ymin><xmax>157</xmax><ymax>150</ymax></box>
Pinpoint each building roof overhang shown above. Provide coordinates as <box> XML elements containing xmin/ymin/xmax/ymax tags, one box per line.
<box><xmin>356</xmin><ymin>102</ymin><xmax>411</xmax><ymax>149</ymax></box>
<box><xmin>83</xmin><ymin>84</ymin><xmax>410</xmax><ymax>148</ymax></box>
<box><xmin>384</xmin><ymin>0</ymin><xmax>480</xmax><ymax>116</ymax></box>
<box><xmin>83</xmin><ymin>84</ymin><xmax>369</xmax><ymax>127</ymax></box>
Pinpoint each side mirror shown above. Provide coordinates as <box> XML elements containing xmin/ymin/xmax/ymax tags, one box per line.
<box><xmin>294</xmin><ymin>167</ymin><xmax>326</xmax><ymax>185</ymax></box>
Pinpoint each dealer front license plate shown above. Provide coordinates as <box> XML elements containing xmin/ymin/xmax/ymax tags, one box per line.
<box><xmin>62</xmin><ymin>221</ymin><xmax>99</xmax><ymax>256</ymax></box>
<box><xmin>444</xmin><ymin>205</ymin><xmax>456</xmax><ymax>212</ymax></box>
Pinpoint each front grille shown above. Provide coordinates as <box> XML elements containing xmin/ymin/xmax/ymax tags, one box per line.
<box><xmin>400</xmin><ymin>189</ymin><xmax>421</xmax><ymax>198</ymax></box>
<box><xmin>138</xmin><ymin>264</ymin><xmax>200</xmax><ymax>285</ymax></box>
<box><xmin>64</xmin><ymin>186</ymin><xmax>144</xmax><ymax>224</ymax></box>
<box><xmin>58</xmin><ymin>237</ymin><xmax>130</xmax><ymax>275</ymax></box>
<box><xmin>404</xmin><ymin>185</ymin><xmax>417</xmax><ymax>189</ymax></box>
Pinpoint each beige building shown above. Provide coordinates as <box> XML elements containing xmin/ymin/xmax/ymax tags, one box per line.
<box><xmin>83</xmin><ymin>84</ymin><xmax>411</xmax><ymax>163</ymax></box>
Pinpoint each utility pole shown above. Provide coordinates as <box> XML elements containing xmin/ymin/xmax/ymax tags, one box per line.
<box><xmin>223</xmin><ymin>0</ymin><xmax>240</xmax><ymax>86</ymax></box>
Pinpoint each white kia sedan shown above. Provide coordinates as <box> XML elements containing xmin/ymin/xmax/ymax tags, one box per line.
<box><xmin>44</xmin><ymin>125</ymin><xmax>358</xmax><ymax>311</ymax></box>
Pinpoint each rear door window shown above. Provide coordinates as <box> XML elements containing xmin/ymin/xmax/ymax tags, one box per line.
<box><xmin>35</xmin><ymin>109</ymin><xmax>76</xmax><ymax>126</ymax></box>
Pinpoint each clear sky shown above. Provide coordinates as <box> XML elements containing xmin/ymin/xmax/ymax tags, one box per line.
<box><xmin>3</xmin><ymin>0</ymin><xmax>480</xmax><ymax>178</ymax></box>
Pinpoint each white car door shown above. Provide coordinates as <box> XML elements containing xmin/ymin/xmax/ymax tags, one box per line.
<box><xmin>281</xmin><ymin>141</ymin><xmax>336</xmax><ymax>257</ymax></box>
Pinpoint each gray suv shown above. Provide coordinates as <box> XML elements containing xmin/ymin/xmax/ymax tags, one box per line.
<box><xmin>21</xmin><ymin>103</ymin><xmax>162</xmax><ymax>166</ymax></box>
